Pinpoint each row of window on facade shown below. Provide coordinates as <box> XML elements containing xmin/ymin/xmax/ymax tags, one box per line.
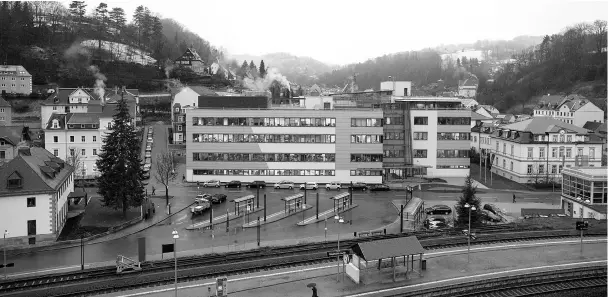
<box><xmin>535</xmin><ymin>110</ymin><xmax>573</xmax><ymax>117</ymax></box>
<box><xmin>0</xmin><ymin>84</ymin><xmax>27</xmax><ymax>87</ymax></box>
<box><xmin>562</xmin><ymin>174</ymin><xmax>607</xmax><ymax>204</ymax></box>
<box><xmin>413</xmin><ymin>132</ymin><xmax>471</xmax><ymax>141</ymax></box>
<box><xmin>192</xmin><ymin>133</ymin><xmax>336</xmax><ymax>143</ymax></box>
<box><xmin>496</xmin><ymin>144</ymin><xmax>596</xmax><ymax>159</ymax></box>
<box><xmin>193</xmin><ymin>153</ymin><xmax>336</xmax><ymax>162</ymax></box>
<box><xmin>52</xmin><ymin>135</ymin><xmax>98</xmax><ymax>143</ymax></box>
<box><xmin>192</xmin><ymin>117</ymin><xmax>337</xmax><ymax>127</ymax></box>
<box><xmin>193</xmin><ymin>169</ymin><xmax>336</xmax><ymax>176</ymax></box>
<box><xmin>0</xmin><ymin>77</ymin><xmax>27</xmax><ymax>80</ymax></box>
<box><xmin>531</xmin><ymin>134</ymin><xmax>587</xmax><ymax>143</ymax></box>
<box><xmin>52</xmin><ymin>148</ymin><xmax>97</xmax><ymax>157</ymax></box>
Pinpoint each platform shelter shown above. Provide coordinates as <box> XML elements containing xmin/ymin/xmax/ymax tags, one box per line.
<box><xmin>347</xmin><ymin>236</ymin><xmax>425</xmax><ymax>284</ymax></box>
<box><xmin>231</xmin><ymin>195</ymin><xmax>255</xmax><ymax>216</ymax></box>
<box><xmin>282</xmin><ymin>193</ymin><xmax>304</xmax><ymax>214</ymax></box>
<box><xmin>330</xmin><ymin>192</ymin><xmax>351</xmax><ymax>213</ymax></box>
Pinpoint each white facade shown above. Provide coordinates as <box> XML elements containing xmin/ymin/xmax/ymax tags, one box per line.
<box><xmin>302</xmin><ymin>96</ymin><xmax>334</xmax><ymax>109</ymax></box>
<box><xmin>533</xmin><ymin>100</ymin><xmax>604</xmax><ymax>127</ymax></box>
<box><xmin>560</xmin><ymin>167</ymin><xmax>607</xmax><ymax>220</ymax></box>
<box><xmin>380</xmin><ymin>81</ymin><xmax>412</xmax><ymax>96</ymax></box>
<box><xmin>44</xmin><ymin>129</ymin><xmax>103</xmax><ymax>178</ymax></box>
<box><xmin>173</xmin><ymin>87</ymin><xmax>201</xmax><ymax>108</ymax></box>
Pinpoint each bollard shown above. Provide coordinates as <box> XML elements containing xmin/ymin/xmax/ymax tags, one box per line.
<box><xmin>383</xmin><ymin>229</ymin><xmax>386</xmax><ymax>234</ymax></box>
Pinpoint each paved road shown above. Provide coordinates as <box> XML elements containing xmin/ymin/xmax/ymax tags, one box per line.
<box><xmin>2</xmin><ymin>123</ymin><xmax>562</xmax><ymax>274</ymax></box>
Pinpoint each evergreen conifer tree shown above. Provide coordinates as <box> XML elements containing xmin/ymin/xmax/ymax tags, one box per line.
<box><xmin>455</xmin><ymin>175</ymin><xmax>482</xmax><ymax>226</ymax></box>
<box><xmin>259</xmin><ymin>60</ymin><xmax>266</xmax><ymax>78</ymax></box>
<box><xmin>96</xmin><ymin>93</ymin><xmax>145</xmax><ymax>217</ymax></box>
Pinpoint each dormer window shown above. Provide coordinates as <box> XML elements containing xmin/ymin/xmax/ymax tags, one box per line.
<box><xmin>107</xmin><ymin>122</ymin><xmax>113</xmax><ymax>129</ymax></box>
<box><xmin>175</xmin><ymin>107</ymin><xmax>180</xmax><ymax>112</ymax></box>
<box><xmin>81</xmin><ymin>124</ymin><xmax>85</xmax><ymax>128</ymax></box>
<box><xmin>68</xmin><ymin>124</ymin><xmax>74</xmax><ymax>128</ymax></box>
<box><xmin>52</xmin><ymin>119</ymin><xmax>59</xmax><ymax>129</ymax></box>
<box><xmin>7</xmin><ymin>172</ymin><xmax>23</xmax><ymax>189</ymax></box>
<box><xmin>92</xmin><ymin>124</ymin><xmax>97</xmax><ymax>128</ymax></box>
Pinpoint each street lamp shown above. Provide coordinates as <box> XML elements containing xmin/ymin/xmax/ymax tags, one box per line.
<box><xmin>334</xmin><ymin>215</ymin><xmax>344</xmax><ymax>283</ymax></box>
<box><xmin>172</xmin><ymin>229</ymin><xmax>179</xmax><ymax>297</ymax></box>
<box><xmin>3</xmin><ymin>230</ymin><xmax>8</xmax><ymax>279</ymax></box>
<box><xmin>464</xmin><ymin>203</ymin><xmax>477</xmax><ymax>264</ymax></box>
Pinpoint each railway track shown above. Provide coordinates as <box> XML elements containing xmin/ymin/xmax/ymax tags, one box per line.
<box><xmin>0</xmin><ymin>229</ymin><xmax>604</xmax><ymax>296</ymax></box>
<box><xmin>380</xmin><ymin>266</ymin><xmax>608</xmax><ymax>297</ymax></box>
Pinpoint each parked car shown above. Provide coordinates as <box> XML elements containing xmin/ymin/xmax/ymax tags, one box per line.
<box><xmin>145</xmin><ymin>146</ymin><xmax>152</xmax><ymax>152</ymax></box>
<box><xmin>300</xmin><ymin>182</ymin><xmax>318</xmax><ymax>190</ymax></box>
<box><xmin>145</xmin><ymin>157</ymin><xmax>151</xmax><ymax>164</ymax></box>
<box><xmin>210</xmin><ymin>193</ymin><xmax>227</xmax><ymax>204</ymax></box>
<box><xmin>350</xmin><ymin>182</ymin><xmax>368</xmax><ymax>191</ymax></box>
<box><xmin>247</xmin><ymin>180</ymin><xmax>266</xmax><ymax>188</ymax></box>
<box><xmin>428</xmin><ymin>220</ymin><xmax>447</xmax><ymax>230</ymax></box>
<box><xmin>143</xmin><ymin>164</ymin><xmax>151</xmax><ymax>171</ymax></box>
<box><xmin>147</xmin><ymin>138</ymin><xmax>153</xmax><ymax>143</ymax></box>
<box><xmin>369</xmin><ymin>184</ymin><xmax>390</xmax><ymax>191</ymax></box>
<box><xmin>274</xmin><ymin>180</ymin><xmax>295</xmax><ymax>189</ymax></box>
<box><xmin>225</xmin><ymin>180</ymin><xmax>242</xmax><ymax>188</ymax></box>
<box><xmin>203</xmin><ymin>180</ymin><xmax>221</xmax><ymax>187</ymax></box>
<box><xmin>142</xmin><ymin>171</ymin><xmax>150</xmax><ymax>180</ymax></box>
<box><xmin>325</xmin><ymin>182</ymin><xmax>342</xmax><ymax>191</ymax></box>
<box><xmin>145</xmin><ymin>152</ymin><xmax>151</xmax><ymax>158</ymax></box>
<box><xmin>425</xmin><ymin>205</ymin><xmax>452</xmax><ymax>215</ymax></box>
<box><xmin>424</xmin><ymin>216</ymin><xmax>446</xmax><ymax>228</ymax></box>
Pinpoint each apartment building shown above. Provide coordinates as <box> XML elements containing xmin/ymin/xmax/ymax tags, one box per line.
<box><xmin>533</xmin><ymin>95</ymin><xmax>604</xmax><ymax>126</ymax></box>
<box><xmin>171</xmin><ymin>86</ymin><xmax>217</xmax><ymax>144</ymax></box>
<box><xmin>186</xmin><ymin>108</ymin><xmax>384</xmax><ymax>184</ymax></box>
<box><xmin>0</xmin><ymin>147</ymin><xmax>74</xmax><ymax>245</ymax></box>
<box><xmin>384</xmin><ymin>97</ymin><xmax>472</xmax><ymax>179</ymax></box>
<box><xmin>490</xmin><ymin>118</ymin><xmax>603</xmax><ymax>184</ymax></box>
<box><xmin>470</xmin><ymin>122</ymin><xmax>498</xmax><ymax>156</ymax></box>
<box><xmin>560</xmin><ymin>167</ymin><xmax>607</xmax><ymax>220</ymax></box>
<box><xmin>0</xmin><ymin>65</ymin><xmax>33</xmax><ymax>95</ymax></box>
<box><xmin>0</xmin><ymin>95</ymin><xmax>12</xmax><ymax>125</ymax></box>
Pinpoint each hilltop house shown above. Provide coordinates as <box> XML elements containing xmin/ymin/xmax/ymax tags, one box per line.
<box><xmin>175</xmin><ymin>48</ymin><xmax>208</xmax><ymax>75</ymax></box>
<box><xmin>474</xmin><ymin>105</ymin><xmax>500</xmax><ymax>119</ymax></box>
<box><xmin>458</xmin><ymin>75</ymin><xmax>478</xmax><ymax>98</ymax></box>
<box><xmin>0</xmin><ymin>147</ymin><xmax>74</xmax><ymax>245</ymax></box>
<box><xmin>0</xmin><ymin>65</ymin><xmax>33</xmax><ymax>95</ymax></box>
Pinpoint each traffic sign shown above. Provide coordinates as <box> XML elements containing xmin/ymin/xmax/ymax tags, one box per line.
<box><xmin>343</xmin><ymin>254</ymin><xmax>350</xmax><ymax>264</ymax></box>
<box><xmin>576</xmin><ymin>221</ymin><xmax>589</xmax><ymax>230</ymax></box>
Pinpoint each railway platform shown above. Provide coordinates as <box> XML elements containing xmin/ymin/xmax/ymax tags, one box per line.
<box><xmin>102</xmin><ymin>237</ymin><xmax>607</xmax><ymax>297</ymax></box>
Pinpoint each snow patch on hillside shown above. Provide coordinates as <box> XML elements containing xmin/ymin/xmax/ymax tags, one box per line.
<box><xmin>441</xmin><ymin>50</ymin><xmax>485</xmax><ymax>68</ymax></box>
<box><xmin>80</xmin><ymin>40</ymin><xmax>156</xmax><ymax>65</ymax></box>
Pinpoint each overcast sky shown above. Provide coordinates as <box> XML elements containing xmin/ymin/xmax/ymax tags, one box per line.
<box><xmin>70</xmin><ymin>0</ymin><xmax>607</xmax><ymax>65</ymax></box>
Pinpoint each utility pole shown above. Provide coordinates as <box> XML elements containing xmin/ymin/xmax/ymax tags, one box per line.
<box><xmin>257</xmin><ymin>216</ymin><xmax>261</xmax><ymax>247</ymax></box>
<box><xmin>316</xmin><ymin>193</ymin><xmax>319</xmax><ymax>220</ymax></box>
<box><xmin>264</xmin><ymin>194</ymin><xmax>267</xmax><ymax>222</ymax></box>
<box><xmin>400</xmin><ymin>205</ymin><xmax>404</xmax><ymax>233</ymax></box>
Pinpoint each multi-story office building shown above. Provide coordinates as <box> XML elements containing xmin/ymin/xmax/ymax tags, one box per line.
<box><xmin>383</xmin><ymin>97</ymin><xmax>471</xmax><ymax>179</ymax></box>
<box><xmin>0</xmin><ymin>65</ymin><xmax>32</xmax><ymax>95</ymax></box>
<box><xmin>186</xmin><ymin>108</ymin><xmax>384</xmax><ymax>184</ymax></box>
<box><xmin>560</xmin><ymin>167</ymin><xmax>607</xmax><ymax>220</ymax></box>
<box><xmin>491</xmin><ymin>118</ymin><xmax>603</xmax><ymax>184</ymax></box>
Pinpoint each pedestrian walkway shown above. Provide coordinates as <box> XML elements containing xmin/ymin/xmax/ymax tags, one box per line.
<box><xmin>243</xmin><ymin>205</ymin><xmax>312</xmax><ymax>227</ymax></box>
<box><xmin>186</xmin><ymin>207</ymin><xmax>265</xmax><ymax>230</ymax></box>
<box><xmin>297</xmin><ymin>204</ymin><xmax>359</xmax><ymax>226</ymax></box>
<box><xmin>103</xmin><ymin>238</ymin><xmax>607</xmax><ymax>297</ymax></box>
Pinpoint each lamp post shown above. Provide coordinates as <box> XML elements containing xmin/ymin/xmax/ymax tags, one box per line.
<box><xmin>3</xmin><ymin>230</ymin><xmax>8</xmax><ymax>279</ymax></box>
<box><xmin>334</xmin><ymin>215</ymin><xmax>344</xmax><ymax>282</ymax></box>
<box><xmin>172</xmin><ymin>229</ymin><xmax>179</xmax><ymax>297</ymax></box>
<box><xmin>464</xmin><ymin>203</ymin><xmax>476</xmax><ymax>264</ymax></box>
<box><xmin>324</xmin><ymin>218</ymin><xmax>327</xmax><ymax>241</ymax></box>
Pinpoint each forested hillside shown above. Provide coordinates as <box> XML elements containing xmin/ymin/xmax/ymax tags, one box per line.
<box><xmin>0</xmin><ymin>1</ymin><xmax>223</xmax><ymax>91</ymax></box>
<box><xmin>478</xmin><ymin>21</ymin><xmax>607</xmax><ymax>113</ymax></box>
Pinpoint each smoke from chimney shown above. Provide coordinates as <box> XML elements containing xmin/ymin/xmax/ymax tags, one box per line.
<box><xmin>88</xmin><ymin>65</ymin><xmax>107</xmax><ymax>105</ymax></box>
<box><xmin>243</xmin><ymin>67</ymin><xmax>290</xmax><ymax>92</ymax></box>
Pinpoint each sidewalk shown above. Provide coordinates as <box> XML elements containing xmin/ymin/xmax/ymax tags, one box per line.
<box><xmin>102</xmin><ymin>238</ymin><xmax>607</xmax><ymax>297</ymax></box>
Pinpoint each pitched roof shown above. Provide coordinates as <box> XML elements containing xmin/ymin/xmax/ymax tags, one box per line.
<box><xmin>459</xmin><ymin>75</ymin><xmax>479</xmax><ymax>87</ymax></box>
<box><xmin>0</xmin><ymin>147</ymin><xmax>74</xmax><ymax>196</ymax></box>
<box><xmin>0</xmin><ymin>95</ymin><xmax>10</xmax><ymax>107</ymax></box>
<box><xmin>175</xmin><ymin>48</ymin><xmax>203</xmax><ymax>62</ymax></box>
<box><xmin>0</xmin><ymin>126</ymin><xmax>23</xmax><ymax>145</ymax></box>
<box><xmin>583</xmin><ymin>121</ymin><xmax>604</xmax><ymax>131</ymax></box>
<box><xmin>351</xmin><ymin>236</ymin><xmax>425</xmax><ymax>261</ymax></box>
<box><xmin>538</xmin><ymin>94</ymin><xmax>564</xmax><ymax>105</ymax></box>
<box><xmin>499</xmin><ymin>117</ymin><xmax>590</xmax><ymax>135</ymax></box>
<box><xmin>41</xmin><ymin>88</ymin><xmax>138</xmax><ymax>106</ymax></box>
<box><xmin>66</xmin><ymin>113</ymin><xmax>100</xmax><ymax>125</ymax></box>
<box><xmin>471</xmin><ymin>111</ymin><xmax>493</xmax><ymax>121</ymax></box>
<box><xmin>0</xmin><ymin>65</ymin><xmax>31</xmax><ymax>76</ymax></box>
<box><xmin>45</xmin><ymin>113</ymin><xmax>68</xmax><ymax>130</ymax></box>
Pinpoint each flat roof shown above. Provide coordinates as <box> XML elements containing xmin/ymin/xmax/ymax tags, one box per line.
<box><xmin>394</xmin><ymin>96</ymin><xmax>463</xmax><ymax>102</ymax></box>
<box><xmin>232</xmin><ymin>195</ymin><xmax>255</xmax><ymax>203</ymax></box>
<box><xmin>563</xmin><ymin>167</ymin><xmax>608</xmax><ymax>180</ymax></box>
<box><xmin>282</xmin><ymin>193</ymin><xmax>304</xmax><ymax>202</ymax></box>
<box><xmin>352</xmin><ymin>236</ymin><xmax>425</xmax><ymax>262</ymax></box>
<box><xmin>330</xmin><ymin>192</ymin><xmax>350</xmax><ymax>200</ymax></box>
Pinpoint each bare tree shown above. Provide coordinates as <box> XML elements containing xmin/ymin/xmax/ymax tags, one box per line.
<box><xmin>65</xmin><ymin>147</ymin><xmax>85</xmax><ymax>191</ymax></box>
<box><xmin>592</xmin><ymin>20</ymin><xmax>607</xmax><ymax>54</ymax></box>
<box><xmin>154</xmin><ymin>151</ymin><xmax>176</xmax><ymax>205</ymax></box>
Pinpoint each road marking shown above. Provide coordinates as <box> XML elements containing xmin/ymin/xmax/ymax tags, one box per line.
<box><xmin>345</xmin><ymin>260</ymin><xmax>608</xmax><ymax>297</ymax></box>
<box><xmin>112</xmin><ymin>239</ymin><xmax>608</xmax><ymax>297</ymax></box>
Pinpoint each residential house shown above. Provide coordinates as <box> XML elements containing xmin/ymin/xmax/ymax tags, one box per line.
<box><xmin>0</xmin><ymin>147</ymin><xmax>74</xmax><ymax>245</ymax></box>
<box><xmin>0</xmin><ymin>95</ymin><xmax>12</xmax><ymax>126</ymax></box>
<box><xmin>43</xmin><ymin>87</ymin><xmax>139</xmax><ymax>179</ymax></box>
<box><xmin>475</xmin><ymin>105</ymin><xmax>499</xmax><ymax>118</ymax></box>
<box><xmin>171</xmin><ymin>86</ymin><xmax>218</xmax><ymax>144</ymax></box>
<box><xmin>583</xmin><ymin>121</ymin><xmax>608</xmax><ymax>160</ymax></box>
<box><xmin>458</xmin><ymin>75</ymin><xmax>478</xmax><ymax>98</ymax></box>
<box><xmin>470</xmin><ymin>111</ymin><xmax>494</xmax><ymax>128</ymax></box>
<box><xmin>0</xmin><ymin>126</ymin><xmax>27</xmax><ymax>164</ymax></box>
<box><xmin>470</xmin><ymin>122</ymin><xmax>497</xmax><ymax>157</ymax></box>
<box><xmin>533</xmin><ymin>94</ymin><xmax>604</xmax><ymax>126</ymax></box>
<box><xmin>560</xmin><ymin>167</ymin><xmax>607</xmax><ymax>220</ymax></box>
<box><xmin>490</xmin><ymin>118</ymin><xmax>604</xmax><ymax>184</ymax></box>
<box><xmin>174</xmin><ymin>48</ymin><xmax>208</xmax><ymax>75</ymax></box>
<box><xmin>0</xmin><ymin>65</ymin><xmax>33</xmax><ymax>95</ymax></box>
<box><xmin>460</xmin><ymin>98</ymin><xmax>479</xmax><ymax>109</ymax></box>
<box><xmin>309</xmin><ymin>84</ymin><xmax>322</xmax><ymax>96</ymax></box>
<box><xmin>495</xmin><ymin>113</ymin><xmax>516</xmax><ymax>124</ymax></box>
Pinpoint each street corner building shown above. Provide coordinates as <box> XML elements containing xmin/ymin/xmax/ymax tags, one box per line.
<box><xmin>0</xmin><ymin>147</ymin><xmax>75</xmax><ymax>246</ymax></box>
<box><xmin>185</xmin><ymin>101</ymin><xmax>384</xmax><ymax>184</ymax></box>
